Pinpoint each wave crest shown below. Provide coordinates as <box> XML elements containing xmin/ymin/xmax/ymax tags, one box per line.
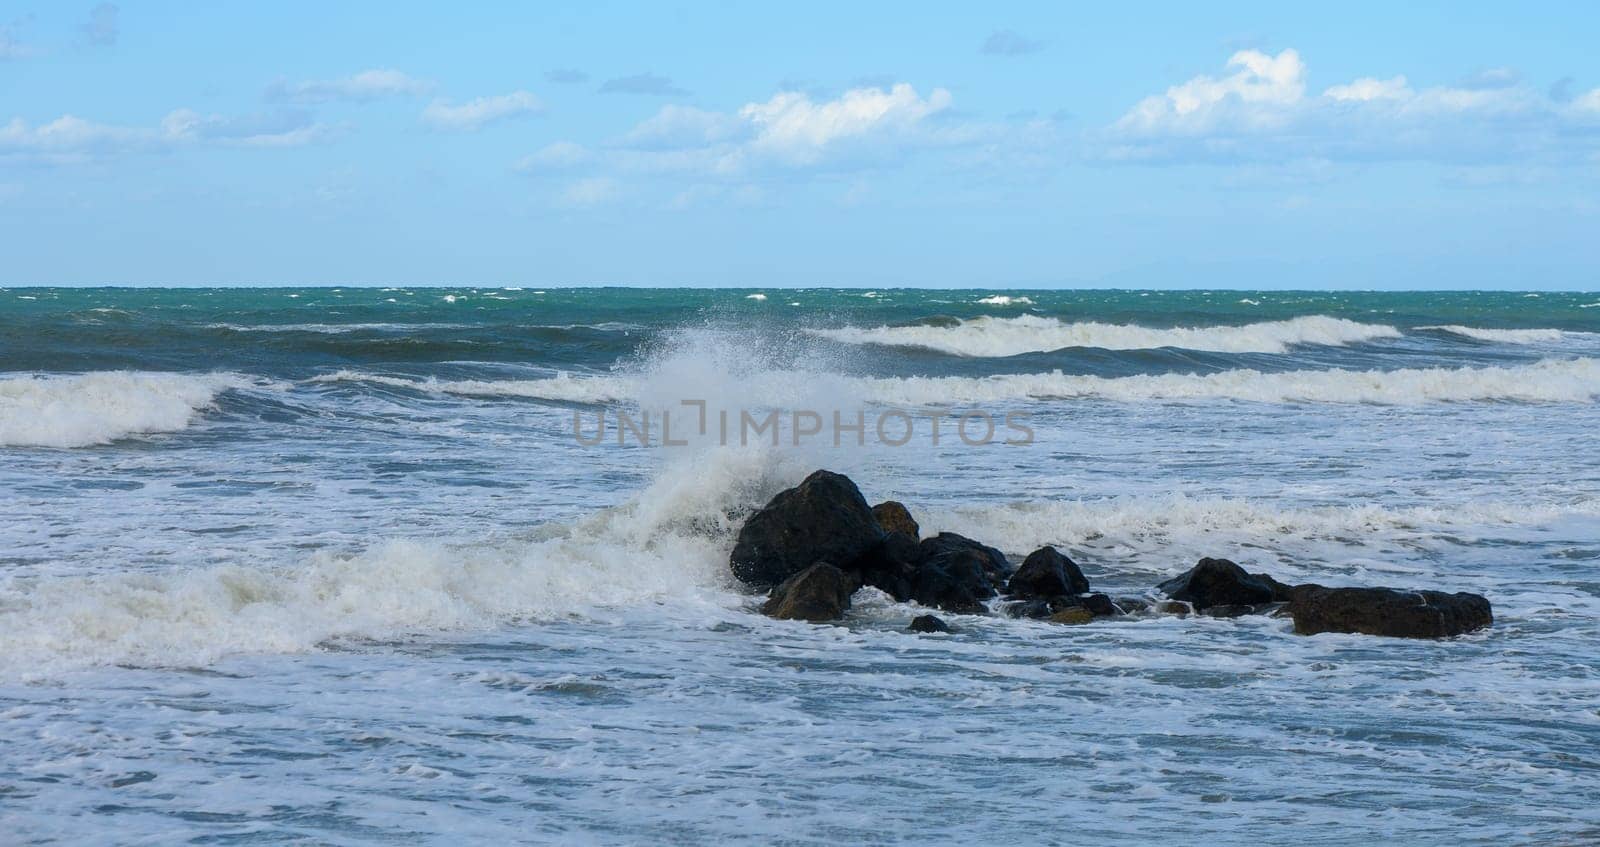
<box><xmin>808</xmin><ymin>314</ymin><xmax>1402</xmax><ymax>356</ymax></box>
<box><xmin>0</xmin><ymin>371</ymin><xmax>256</xmax><ymax>448</ymax></box>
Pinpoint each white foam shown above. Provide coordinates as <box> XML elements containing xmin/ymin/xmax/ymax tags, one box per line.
<box><xmin>0</xmin><ymin>447</ymin><xmax>809</xmax><ymax>675</ymax></box>
<box><xmin>319</xmin><ymin>357</ymin><xmax>1600</xmax><ymax>408</ymax></box>
<box><xmin>0</xmin><ymin>371</ymin><xmax>257</xmax><ymax>448</ymax></box>
<box><xmin>745</xmin><ymin>293</ymin><xmax>768</xmax><ymax>301</ymax></box>
<box><xmin>857</xmin><ymin>358</ymin><xmax>1600</xmax><ymax>405</ymax></box>
<box><xmin>1418</xmin><ymin>325</ymin><xmax>1575</xmax><ymax>344</ymax></box>
<box><xmin>976</xmin><ymin>295</ymin><xmax>1034</xmax><ymax>306</ymax></box>
<box><xmin>809</xmin><ymin>314</ymin><xmax>1402</xmax><ymax>356</ymax></box>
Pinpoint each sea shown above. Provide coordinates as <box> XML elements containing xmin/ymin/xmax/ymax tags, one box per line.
<box><xmin>2</xmin><ymin>287</ymin><xmax>1598</xmax><ymax>844</ymax></box>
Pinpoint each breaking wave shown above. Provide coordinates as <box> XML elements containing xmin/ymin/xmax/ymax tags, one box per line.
<box><xmin>0</xmin><ymin>371</ymin><xmax>259</xmax><ymax>448</ymax></box>
<box><xmin>808</xmin><ymin>314</ymin><xmax>1402</xmax><ymax>356</ymax></box>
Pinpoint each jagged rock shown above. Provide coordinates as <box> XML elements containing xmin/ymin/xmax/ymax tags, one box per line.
<box><xmin>908</xmin><ymin>614</ymin><xmax>950</xmax><ymax>633</ymax></box>
<box><xmin>1049</xmin><ymin>607</ymin><xmax>1094</xmax><ymax>625</ymax></box>
<box><xmin>1290</xmin><ymin>585</ymin><xmax>1492</xmax><ymax>638</ymax></box>
<box><xmin>730</xmin><ymin>470</ymin><xmax>884</xmax><ymax>588</ymax></box>
<box><xmin>1157</xmin><ymin>558</ymin><xmax>1285</xmax><ymax>611</ymax></box>
<box><xmin>760</xmin><ymin>562</ymin><xmax>857</xmax><ymax>622</ymax></box>
<box><xmin>1008</xmin><ymin>546</ymin><xmax>1090</xmax><ymax>598</ymax></box>
<box><xmin>1004</xmin><ymin>592</ymin><xmax>1120</xmax><ymax>619</ymax></box>
<box><xmin>871</xmin><ymin>501</ymin><xmax>920</xmax><ymax>538</ymax></box>
<box><xmin>1200</xmin><ymin>604</ymin><xmax>1258</xmax><ymax>619</ymax></box>
<box><xmin>1154</xmin><ymin>600</ymin><xmax>1192</xmax><ymax>617</ymax></box>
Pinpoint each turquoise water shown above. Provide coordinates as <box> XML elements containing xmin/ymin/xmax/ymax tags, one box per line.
<box><xmin>2</xmin><ymin>287</ymin><xmax>1599</xmax><ymax>843</ymax></box>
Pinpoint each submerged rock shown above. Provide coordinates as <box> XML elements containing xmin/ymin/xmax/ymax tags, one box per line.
<box><xmin>1004</xmin><ymin>592</ymin><xmax>1121</xmax><ymax>620</ymax></box>
<box><xmin>1048</xmin><ymin>607</ymin><xmax>1094</xmax><ymax>625</ymax></box>
<box><xmin>730</xmin><ymin>470</ymin><xmax>884</xmax><ymax>589</ymax></box>
<box><xmin>908</xmin><ymin>614</ymin><xmax>950</xmax><ymax>633</ymax></box>
<box><xmin>871</xmin><ymin>501</ymin><xmax>920</xmax><ymax>538</ymax></box>
<box><xmin>1157</xmin><ymin>558</ymin><xmax>1288</xmax><ymax>611</ymax></box>
<box><xmin>761</xmin><ymin>562</ymin><xmax>857</xmax><ymax>622</ymax></box>
<box><xmin>1290</xmin><ymin>585</ymin><xmax>1492</xmax><ymax>638</ymax></box>
<box><xmin>1008</xmin><ymin>546</ymin><xmax>1090</xmax><ymax>598</ymax></box>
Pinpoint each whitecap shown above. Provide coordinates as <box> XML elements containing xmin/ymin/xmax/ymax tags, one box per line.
<box><xmin>809</xmin><ymin>314</ymin><xmax>1402</xmax><ymax>356</ymax></box>
<box><xmin>0</xmin><ymin>371</ymin><xmax>261</xmax><ymax>448</ymax></box>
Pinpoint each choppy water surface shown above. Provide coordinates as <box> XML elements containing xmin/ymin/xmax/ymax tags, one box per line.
<box><xmin>2</xmin><ymin>287</ymin><xmax>1599</xmax><ymax>844</ymax></box>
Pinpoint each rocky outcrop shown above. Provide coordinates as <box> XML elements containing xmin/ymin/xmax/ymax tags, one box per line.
<box><xmin>761</xmin><ymin>563</ymin><xmax>858</xmax><ymax>622</ymax></box>
<box><xmin>1157</xmin><ymin>558</ymin><xmax>1288</xmax><ymax>611</ymax></box>
<box><xmin>730</xmin><ymin>470</ymin><xmax>884</xmax><ymax>588</ymax></box>
<box><xmin>1290</xmin><ymin>585</ymin><xmax>1492</xmax><ymax>638</ymax></box>
<box><xmin>1008</xmin><ymin>546</ymin><xmax>1090</xmax><ymax>598</ymax></box>
<box><xmin>909</xmin><ymin>545</ymin><xmax>998</xmax><ymax>614</ymax></box>
<box><xmin>919</xmin><ymin>533</ymin><xmax>1011</xmax><ymax>590</ymax></box>
<box><xmin>872</xmin><ymin>501</ymin><xmax>920</xmax><ymax>538</ymax></box>
<box><xmin>908</xmin><ymin>614</ymin><xmax>950</xmax><ymax>633</ymax></box>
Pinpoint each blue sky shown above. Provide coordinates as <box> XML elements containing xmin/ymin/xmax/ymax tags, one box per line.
<box><xmin>2</xmin><ymin>1</ymin><xmax>1598</xmax><ymax>288</ymax></box>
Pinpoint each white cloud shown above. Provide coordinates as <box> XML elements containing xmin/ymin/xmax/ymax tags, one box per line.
<box><xmin>1324</xmin><ymin>76</ymin><xmax>1410</xmax><ymax>102</ymax></box>
<box><xmin>421</xmin><ymin>91</ymin><xmax>543</xmax><ymax>130</ymax></box>
<box><xmin>738</xmin><ymin>83</ymin><xmax>954</xmax><ymax>164</ymax></box>
<box><xmin>606</xmin><ymin>82</ymin><xmax>959</xmax><ymax>172</ymax></box>
<box><xmin>266</xmin><ymin>69</ymin><xmax>432</xmax><ymax>103</ymax></box>
<box><xmin>1</xmin><ymin>109</ymin><xmax>328</xmax><ymax>163</ymax></box>
<box><xmin>1108</xmin><ymin>48</ymin><xmax>1600</xmax><ymax>164</ymax></box>
<box><xmin>514</xmin><ymin>141</ymin><xmax>593</xmax><ymax>171</ymax></box>
<box><xmin>81</xmin><ymin>3</ymin><xmax>118</xmax><ymax>47</ymax></box>
<box><xmin>1</xmin><ymin>21</ymin><xmax>39</xmax><ymax>60</ymax></box>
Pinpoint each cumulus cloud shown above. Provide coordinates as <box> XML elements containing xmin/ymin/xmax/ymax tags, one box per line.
<box><xmin>1107</xmin><ymin>48</ymin><xmax>1600</xmax><ymax>164</ymax></box>
<box><xmin>513</xmin><ymin>81</ymin><xmax>979</xmax><ymax>210</ymax></box>
<box><xmin>1</xmin><ymin>109</ymin><xmax>328</xmax><ymax>163</ymax></box>
<box><xmin>545</xmin><ymin>68</ymin><xmax>588</xmax><ymax>84</ymax></box>
<box><xmin>421</xmin><ymin>91</ymin><xmax>543</xmax><ymax>130</ymax></box>
<box><xmin>81</xmin><ymin>3</ymin><xmax>118</xmax><ymax>47</ymax></box>
<box><xmin>599</xmin><ymin>73</ymin><xmax>689</xmax><ymax>96</ymax></box>
<box><xmin>266</xmin><ymin>69</ymin><xmax>432</xmax><ymax>103</ymax></box>
<box><xmin>981</xmin><ymin>30</ymin><xmax>1045</xmax><ymax>56</ymax></box>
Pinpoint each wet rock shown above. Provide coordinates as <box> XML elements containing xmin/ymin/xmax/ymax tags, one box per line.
<box><xmin>1049</xmin><ymin>607</ymin><xmax>1094</xmax><ymax>625</ymax></box>
<box><xmin>909</xmin><ymin>546</ymin><xmax>996</xmax><ymax>614</ymax></box>
<box><xmin>1008</xmin><ymin>546</ymin><xmax>1090</xmax><ymax>598</ymax></box>
<box><xmin>871</xmin><ymin>501</ymin><xmax>920</xmax><ymax>538</ymax></box>
<box><xmin>1115</xmin><ymin>596</ymin><xmax>1152</xmax><ymax>615</ymax></box>
<box><xmin>1290</xmin><ymin>585</ymin><xmax>1492</xmax><ymax>638</ymax></box>
<box><xmin>1154</xmin><ymin>600</ymin><xmax>1192</xmax><ymax>617</ymax></box>
<box><xmin>1157</xmin><ymin>558</ymin><xmax>1284</xmax><ymax>611</ymax></box>
<box><xmin>1200</xmin><ymin>604</ymin><xmax>1258</xmax><ymax>619</ymax></box>
<box><xmin>908</xmin><ymin>614</ymin><xmax>950</xmax><ymax>633</ymax></box>
<box><xmin>1004</xmin><ymin>592</ymin><xmax>1120</xmax><ymax>619</ymax></box>
<box><xmin>730</xmin><ymin>470</ymin><xmax>884</xmax><ymax>589</ymax></box>
<box><xmin>853</xmin><ymin>531</ymin><xmax>921</xmax><ymax>602</ymax></box>
<box><xmin>918</xmin><ymin>533</ymin><xmax>1012</xmax><ymax>589</ymax></box>
<box><xmin>760</xmin><ymin>562</ymin><xmax>857</xmax><ymax>622</ymax></box>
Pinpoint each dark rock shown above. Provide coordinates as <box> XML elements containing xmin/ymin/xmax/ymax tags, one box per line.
<box><xmin>730</xmin><ymin>470</ymin><xmax>884</xmax><ymax>588</ymax></box>
<box><xmin>1115</xmin><ymin>596</ymin><xmax>1152</xmax><ymax>615</ymax></box>
<box><xmin>1200</xmin><ymin>603</ymin><xmax>1257</xmax><ymax>619</ymax></box>
<box><xmin>910</xmin><ymin>547</ymin><xmax>995</xmax><ymax>614</ymax></box>
<box><xmin>871</xmin><ymin>501</ymin><xmax>920</xmax><ymax>538</ymax></box>
<box><xmin>1049</xmin><ymin>607</ymin><xmax>1094</xmax><ymax>625</ymax></box>
<box><xmin>908</xmin><ymin>614</ymin><xmax>950</xmax><ymax>633</ymax></box>
<box><xmin>760</xmin><ymin>562</ymin><xmax>857</xmax><ymax>622</ymax></box>
<box><xmin>1154</xmin><ymin>600</ymin><xmax>1192</xmax><ymax>617</ymax></box>
<box><xmin>1290</xmin><ymin>585</ymin><xmax>1492</xmax><ymax>638</ymax></box>
<box><xmin>1008</xmin><ymin>546</ymin><xmax>1090</xmax><ymax>598</ymax></box>
<box><xmin>1157</xmin><ymin>558</ymin><xmax>1281</xmax><ymax>610</ymax></box>
<box><xmin>852</xmin><ymin>531</ymin><xmax>921</xmax><ymax>602</ymax></box>
<box><xmin>918</xmin><ymin>533</ymin><xmax>1012</xmax><ymax>588</ymax></box>
<box><xmin>1080</xmin><ymin>593</ymin><xmax>1120</xmax><ymax>617</ymax></box>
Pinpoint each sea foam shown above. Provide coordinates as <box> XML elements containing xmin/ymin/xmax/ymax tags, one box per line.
<box><xmin>0</xmin><ymin>371</ymin><xmax>256</xmax><ymax>448</ymax></box>
<box><xmin>808</xmin><ymin>314</ymin><xmax>1402</xmax><ymax>356</ymax></box>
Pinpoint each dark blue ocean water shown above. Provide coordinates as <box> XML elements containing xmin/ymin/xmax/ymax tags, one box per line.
<box><xmin>3</xmin><ymin>287</ymin><xmax>1598</xmax><ymax>844</ymax></box>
